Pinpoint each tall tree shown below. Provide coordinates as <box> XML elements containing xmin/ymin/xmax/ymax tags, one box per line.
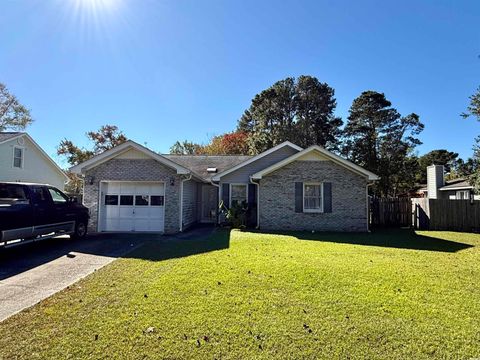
<box><xmin>343</xmin><ymin>91</ymin><xmax>424</xmax><ymax>196</ymax></box>
<box><xmin>0</xmin><ymin>83</ymin><xmax>33</xmax><ymax>131</ymax></box>
<box><xmin>462</xmin><ymin>86</ymin><xmax>480</xmax><ymax>120</ymax></box>
<box><xmin>238</xmin><ymin>76</ymin><xmax>342</xmax><ymax>154</ymax></box>
<box><xmin>416</xmin><ymin>150</ymin><xmax>459</xmax><ymax>183</ymax></box>
<box><xmin>57</xmin><ymin>125</ymin><xmax>127</xmax><ymax>166</ymax></box>
<box><xmin>295</xmin><ymin>75</ymin><xmax>343</xmax><ymax>150</ymax></box>
<box><xmin>463</xmin><ymin>86</ymin><xmax>480</xmax><ymax>191</ymax></box>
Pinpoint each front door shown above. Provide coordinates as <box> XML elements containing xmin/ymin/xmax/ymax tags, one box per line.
<box><xmin>201</xmin><ymin>185</ymin><xmax>217</xmax><ymax>223</ymax></box>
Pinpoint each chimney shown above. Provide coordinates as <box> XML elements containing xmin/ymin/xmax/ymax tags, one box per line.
<box><xmin>426</xmin><ymin>165</ymin><xmax>444</xmax><ymax>199</ymax></box>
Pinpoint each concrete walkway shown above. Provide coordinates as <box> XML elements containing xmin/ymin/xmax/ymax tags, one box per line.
<box><xmin>0</xmin><ymin>234</ymin><xmax>148</xmax><ymax>322</ymax></box>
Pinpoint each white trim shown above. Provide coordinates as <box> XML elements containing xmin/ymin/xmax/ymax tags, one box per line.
<box><xmin>12</xmin><ymin>146</ymin><xmax>24</xmax><ymax>169</ymax></box>
<box><xmin>229</xmin><ymin>183</ymin><xmax>248</xmax><ymax>207</ymax></box>
<box><xmin>251</xmin><ymin>145</ymin><xmax>379</xmax><ymax>181</ymax></box>
<box><xmin>439</xmin><ymin>186</ymin><xmax>473</xmax><ymax>191</ymax></box>
<box><xmin>70</xmin><ymin>140</ymin><xmax>192</xmax><ymax>176</ymax></box>
<box><xmin>303</xmin><ymin>182</ymin><xmax>324</xmax><ymax>213</ymax></box>
<box><xmin>211</xmin><ymin>141</ymin><xmax>302</xmax><ymax>181</ymax></box>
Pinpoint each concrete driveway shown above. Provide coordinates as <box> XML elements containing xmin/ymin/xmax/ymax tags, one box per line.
<box><xmin>0</xmin><ymin>233</ymin><xmax>153</xmax><ymax>322</ymax></box>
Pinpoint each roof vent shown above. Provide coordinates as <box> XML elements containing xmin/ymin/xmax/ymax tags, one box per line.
<box><xmin>207</xmin><ymin>167</ymin><xmax>217</xmax><ymax>173</ymax></box>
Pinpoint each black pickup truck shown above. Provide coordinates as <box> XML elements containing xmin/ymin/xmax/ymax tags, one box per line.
<box><xmin>0</xmin><ymin>182</ymin><xmax>89</xmax><ymax>247</ymax></box>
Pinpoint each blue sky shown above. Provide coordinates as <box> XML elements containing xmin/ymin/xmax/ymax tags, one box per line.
<box><xmin>1</xmin><ymin>0</ymin><xmax>479</xmax><ymax>167</ymax></box>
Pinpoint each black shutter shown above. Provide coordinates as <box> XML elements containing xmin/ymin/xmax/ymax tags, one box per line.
<box><xmin>295</xmin><ymin>182</ymin><xmax>303</xmax><ymax>213</ymax></box>
<box><xmin>222</xmin><ymin>183</ymin><xmax>230</xmax><ymax>209</ymax></box>
<box><xmin>248</xmin><ymin>183</ymin><xmax>256</xmax><ymax>205</ymax></box>
<box><xmin>323</xmin><ymin>182</ymin><xmax>332</xmax><ymax>213</ymax></box>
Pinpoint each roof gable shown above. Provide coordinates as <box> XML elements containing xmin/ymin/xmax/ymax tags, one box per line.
<box><xmin>70</xmin><ymin>140</ymin><xmax>193</xmax><ymax>176</ymax></box>
<box><xmin>0</xmin><ymin>132</ymin><xmax>68</xmax><ymax>181</ymax></box>
<box><xmin>211</xmin><ymin>141</ymin><xmax>302</xmax><ymax>181</ymax></box>
<box><xmin>0</xmin><ymin>132</ymin><xmax>24</xmax><ymax>144</ymax></box>
<box><xmin>251</xmin><ymin>145</ymin><xmax>379</xmax><ymax>181</ymax></box>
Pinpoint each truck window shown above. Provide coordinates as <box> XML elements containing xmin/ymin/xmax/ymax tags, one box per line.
<box><xmin>31</xmin><ymin>187</ymin><xmax>51</xmax><ymax>204</ymax></box>
<box><xmin>0</xmin><ymin>184</ymin><xmax>29</xmax><ymax>205</ymax></box>
<box><xmin>48</xmin><ymin>188</ymin><xmax>68</xmax><ymax>204</ymax></box>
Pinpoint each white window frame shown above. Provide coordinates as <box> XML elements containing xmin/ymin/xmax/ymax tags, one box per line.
<box><xmin>303</xmin><ymin>182</ymin><xmax>324</xmax><ymax>213</ymax></box>
<box><xmin>229</xmin><ymin>183</ymin><xmax>248</xmax><ymax>207</ymax></box>
<box><xmin>12</xmin><ymin>146</ymin><xmax>24</xmax><ymax>169</ymax></box>
<box><xmin>456</xmin><ymin>190</ymin><xmax>470</xmax><ymax>200</ymax></box>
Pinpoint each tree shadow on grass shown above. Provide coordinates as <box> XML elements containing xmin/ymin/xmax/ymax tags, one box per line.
<box><xmin>254</xmin><ymin>228</ymin><xmax>474</xmax><ymax>253</ymax></box>
<box><xmin>128</xmin><ymin>227</ymin><xmax>231</xmax><ymax>261</ymax></box>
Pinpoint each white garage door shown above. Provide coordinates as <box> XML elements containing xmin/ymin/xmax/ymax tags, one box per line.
<box><xmin>100</xmin><ymin>182</ymin><xmax>165</xmax><ymax>232</ymax></box>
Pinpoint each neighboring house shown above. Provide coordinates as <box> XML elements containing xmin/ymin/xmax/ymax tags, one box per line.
<box><xmin>70</xmin><ymin>140</ymin><xmax>379</xmax><ymax>234</ymax></box>
<box><xmin>423</xmin><ymin>164</ymin><xmax>479</xmax><ymax>200</ymax></box>
<box><xmin>0</xmin><ymin>132</ymin><xmax>68</xmax><ymax>190</ymax></box>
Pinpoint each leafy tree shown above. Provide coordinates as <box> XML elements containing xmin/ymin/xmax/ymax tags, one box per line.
<box><xmin>169</xmin><ymin>140</ymin><xmax>204</xmax><ymax>155</ymax></box>
<box><xmin>452</xmin><ymin>157</ymin><xmax>478</xmax><ymax>178</ymax></box>
<box><xmin>462</xmin><ymin>86</ymin><xmax>480</xmax><ymax>120</ymax></box>
<box><xmin>343</xmin><ymin>91</ymin><xmax>424</xmax><ymax>196</ymax></box>
<box><xmin>416</xmin><ymin>150</ymin><xmax>459</xmax><ymax>183</ymax></box>
<box><xmin>58</xmin><ymin>125</ymin><xmax>127</xmax><ymax>166</ymax></box>
<box><xmin>0</xmin><ymin>83</ymin><xmax>33</xmax><ymax>131</ymax></box>
<box><xmin>203</xmin><ymin>131</ymin><xmax>249</xmax><ymax>155</ymax></box>
<box><xmin>238</xmin><ymin>76</ymin><xmax>342</xmax><ymax>154</ymax></box>
<box><xmin>58</xmin><ymin>125</ymin><xmax>128</xmax><ymax>195</ymax></box>
<box><xmin>462</xmin><ymin>87</ymin><xmax>480</xmax><ymax>191</ymax></box>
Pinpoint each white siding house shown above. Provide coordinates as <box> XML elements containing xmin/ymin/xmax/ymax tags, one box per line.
<box><xmin>0</xmin><ymin>132</ymin><xmax>67</xmax><ymax>190</ymax></box>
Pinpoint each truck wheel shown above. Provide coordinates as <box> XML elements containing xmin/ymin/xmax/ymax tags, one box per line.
<box><xmin>71</xmin><ymin>221</ymin><xmax>87</xmax><ymax>240</ymax></box>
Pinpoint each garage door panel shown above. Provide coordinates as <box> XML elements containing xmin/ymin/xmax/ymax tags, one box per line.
<box><xmin>101</xmin><ymin>182</ymin><xmax>164</xmax><ymax>232</ymax></box>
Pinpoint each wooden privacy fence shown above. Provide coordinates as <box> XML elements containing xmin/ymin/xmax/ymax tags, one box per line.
<box><xmin>370</xmin><ymin>197</ymin><xmax>412</xmax><ymax>228</ymax></box>
<box><xmin>412</xmin><ymin>198</ymin><xmax>480</xmax><ymax>232</ymax></box>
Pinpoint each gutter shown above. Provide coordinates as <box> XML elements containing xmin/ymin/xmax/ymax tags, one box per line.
<box><xmin>179</xmin><ymin>173</ymin><xmax>192</xmax><ymax>232</ymax></box>
<box><xmin>249</xmin><ymin>177</ymin><xmax>260</xmax><ymax>229</ymax></box>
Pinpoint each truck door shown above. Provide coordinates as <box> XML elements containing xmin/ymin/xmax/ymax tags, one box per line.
<box><xmin>30</xmin><ymin>186</ymin><xmax>55</xmax><ymax>234</ymax></box>
<box><xmin>47</xmin><ymin>187</ymin><xmax>76</xmax><ymax>233</ymax></box>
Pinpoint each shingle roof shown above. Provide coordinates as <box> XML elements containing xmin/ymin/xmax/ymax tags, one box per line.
<box><xmin>439</xmin><ymin>178</ymin><xmax>473</xmax><ymax>190</ymax></box>
<box><xmin>163</xmin><ymin>154</ymin><xmax>253</xmax><ymax>181</ymax></box>
<box><xmin>0</xmin><ymin>132</ymin><xmax>23</xmax><ymax>143</ymax></box>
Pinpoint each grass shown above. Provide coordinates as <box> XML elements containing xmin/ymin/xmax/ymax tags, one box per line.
<box><xmin>1</xmin><ymin>229</ymin><xmax>480</xmax><ymax>359</ymax></box>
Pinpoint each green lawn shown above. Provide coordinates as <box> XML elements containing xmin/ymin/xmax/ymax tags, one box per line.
<box><xmin>1</xmin><ymin>229</ymin><xmax>480</xmax><ymax>359</ymax></box>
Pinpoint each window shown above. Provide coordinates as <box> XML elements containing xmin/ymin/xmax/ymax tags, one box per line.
<box><xmin>13</xmin><ymin>147</ymin><xmax>23</xmax><ymax>168</ymax></box>
<box><xmin>0</xmin><ymin>184</ymin><xmax>28</xmax><ymax>204</ymax></box>
<box><xmin>31</xmin><ymin>187</ymin><xmax>50</xmax><ymax>203</ymax></box>
<box><xmin>135</xmin><ymin>195</ymin><xmax>149</xmax><ymax>206</ymax></box>
<box><xmin>230</xmin><ymin>184</ymin><xmax>247</xmax><ymax>206</ymax></box>
<box><xmin>150</xmin><ymin>195</ymin><xmax>164</xmax><ymax>206</ymax></box>
<box><xmin>48</xmin><ymin>188</ymin><xmax>68</xmax><ymax>204</ymax></box>
<box><xmin>456</xmin><ymin>190</ymin><xmax>470</xmax><ymax>200</ymax></box>
<box><xmin>105</xmin><ymin>195</ymin><xmax>118</xmax><ymax>205</ymax></box>
<box><xmin>120</xmin><ymin>195</ymin><xmax>134</xmax><ymax>205</ymax></box>
<box><xmin>303</xmin><ymin>183</ymin><xmax>323</xmax><ymax>212</ymax></box>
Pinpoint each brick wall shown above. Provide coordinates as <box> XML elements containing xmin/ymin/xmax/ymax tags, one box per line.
<box><xmin>259</xmin><ymin>160</ymin><xmax>368</xmax><ymax>232</ymax></box>
<box><xmin>83</xmin><ymin>159</ymin><xmax>182</xmax><ymax>234</ymax></box>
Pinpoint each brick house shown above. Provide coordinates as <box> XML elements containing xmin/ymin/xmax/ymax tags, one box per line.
<box><xmin>70</xmin><ymin>140</ymin><xmax>378</xmax><ymax>234</ymax></box>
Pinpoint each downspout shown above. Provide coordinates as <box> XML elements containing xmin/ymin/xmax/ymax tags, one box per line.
<box><xmin>366</xmin><ymin>182</ymin><xmax>374</xmax><ymax>233</ymax></box>
<box><xmin>210</xmin><ymin>179</ymin><xmax>220</xmax><ymax>225</ymax></box>
<box><xmin>179</xmin><ymin>173</ymin><xmax>192</xmax><ymax>232</ymax></box>
<box><xmin>250</xmin><ymin>177</ymin><xmax>260</xmax><ymax>229</ymax></box>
